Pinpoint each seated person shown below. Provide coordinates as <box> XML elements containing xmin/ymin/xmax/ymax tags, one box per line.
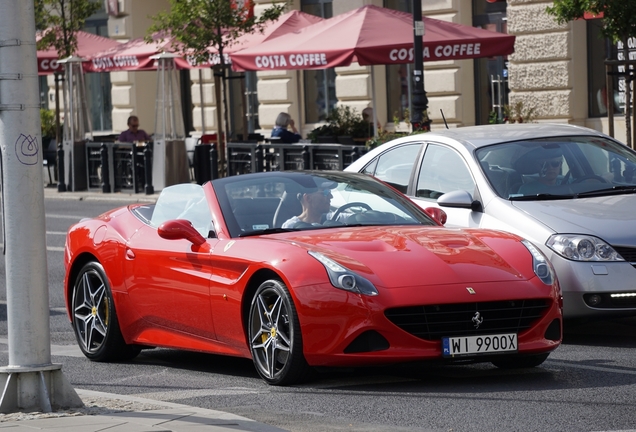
<box><xmin>119</xmin><ymin>115</ymin><xmax>151</xmax><ymax>143</ymax></box>
<box><xmin>271</xmin><ymin>112</ymin><xmax>302</xmax><ymax>144</ymax></box>
<box><xmin>282</xmin><ymin>182</ymin><xmax>351</xmax><ymax>228</ymax></box>
<box><xmin>362</xmin><ymin>107</ymin><xmax>381</xmax><ymax>132</ymax></box>
<box><xmin>518</xmin><ymin>148</ymin><xmax>564</xmax><ymax>195</ymax></box>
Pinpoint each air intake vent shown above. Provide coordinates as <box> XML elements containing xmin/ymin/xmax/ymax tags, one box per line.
<box><xmin>385</xmin><ymin>299</ymin><xmax>549</xmax><ymax>341</ymax></box>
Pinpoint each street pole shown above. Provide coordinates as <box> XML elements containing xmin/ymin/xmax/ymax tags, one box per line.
<box><xmin>410</xmin><ymin>0</ymin><xmax>430</xmax><ymax>131</ymax></box>
<box><xmin>0</xmin><ymin>0</ymin><xmax>82</xmax><ymax>412</ymax></box>
<box><xmin>54</xmin><ymin>71</ymin><xmax>66</xmax><ymax>191</ymax></box>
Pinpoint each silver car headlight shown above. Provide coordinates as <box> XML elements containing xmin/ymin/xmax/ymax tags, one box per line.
<box><xmin>308</xmin><ymin>251</ymin><xmax>378</xmax><ymax>296</ymax></box>
<box><xmin>522</xmin><ymin>240</ymin><xmax>555</xmax><ymax>285</ymax></box>
<box><xmin>546</xmin><ymin>234</ymin><xmax>624</xmax><ymax>262</ymax></box>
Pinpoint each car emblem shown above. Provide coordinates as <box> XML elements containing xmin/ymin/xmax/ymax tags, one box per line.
<box><xmin>224</xmin><ymin>240</ymin><xmax>235</xmax><ymax>252</ymax></box>
<box><xmin>472</xmin><ymin>312</ymin><xmax>484</xmax><ymax>329</ymax></box>
<box><xmin>466</xmin><ymin>287</ymin><xmax>476</xmax><ymax>294</ymax></box>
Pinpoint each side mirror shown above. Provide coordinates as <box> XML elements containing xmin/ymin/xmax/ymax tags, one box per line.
<box><xmin>424</xmin><ymin>207</ymin><xmax>447</xmax><ymax>225</ymax></box>
<box><xmin>437</xmin><ymin>189</ymin><xmax>483</xmax><ymax>212</ymax></box>
<box><xmin>158</xmin><ymin>219</ymin><xmax>207</xmax><ymax>246</ymax></box>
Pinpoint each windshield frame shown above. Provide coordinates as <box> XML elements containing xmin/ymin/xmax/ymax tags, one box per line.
<box><xmin>212</xmin><ymin>171</ymin><xmax>438</xmax><ymax>238</ymax></box>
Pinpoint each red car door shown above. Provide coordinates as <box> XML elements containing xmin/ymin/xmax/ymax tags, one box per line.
<box><xmin>125</xmin><ymin>224</ymin><xmax>218</xmax><ymax>341</ymax></box>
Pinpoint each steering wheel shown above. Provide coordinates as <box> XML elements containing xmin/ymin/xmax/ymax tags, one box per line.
<box><xmin>573</xmin><ymin>175</ymin><xmax>608</xmax><ymax>184</ymax></box>
<box><xmin>331</xmin><ymin>202</ymin><xmax>372</xmax><ymax>221</ymax></box>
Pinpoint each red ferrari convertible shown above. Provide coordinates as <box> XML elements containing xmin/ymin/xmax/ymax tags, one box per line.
<box><xmin>64</xmin><ymin>171</ymin><xmax>562</xmax><ymax>385</ymax></box>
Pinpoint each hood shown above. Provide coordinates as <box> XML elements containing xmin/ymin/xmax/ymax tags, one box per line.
<box><xmin>511</xmin><ymin>195</ymin><xmax>636</xmax><ymax>245</ymax></box>
<box><xmin>278</xmin><ymin>226</ymin><xmax>528</xmax><ymax>288</ymax></box>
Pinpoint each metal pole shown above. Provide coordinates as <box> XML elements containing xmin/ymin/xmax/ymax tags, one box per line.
<box><xmin>606</xmin><ymin>62</ymin><xmax>615</xmax><ymax>138</ymax></box>
<box><xmin>410</xmin><ymin>0</ymin><xmax>429</xmax><ymax>131</ymax></box>
<box><xmin>371</xmin><ymin>67</ymin><xmax>378</xmax><ymax>138</ymax></box>
<box><xmin>0</xmin><ymin>0</ymin><xmax>82</xmax><ymax>412</ymax></box>
<box><xmin>198</xmin><ymin>69</ymin><xmax>206</xmax><ymax>134</ymax></box>
<box><xmin>54</xmin><ymin>72</ymin><xmax>66</xmax><ymax>191</ymax></box>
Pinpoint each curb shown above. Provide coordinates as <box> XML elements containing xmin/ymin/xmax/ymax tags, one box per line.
<box><xmin>43</xmin><ymin>187</ymin><xmax>159</xmax><ymax>203</ymax></box>
<box><xmin>75</xmin><ymin>388</ymin><xmax>254</xmax><ymax>422</ymax></box>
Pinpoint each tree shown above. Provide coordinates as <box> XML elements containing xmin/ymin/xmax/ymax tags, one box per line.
<box><xmin>147</xmin><ymin>0</ymin><xmax>287</xmax><ymax>176</ymax></box>
<box><xmin>547</xmin><ymin>0</ymin><xmax>636</xmax><ymax>147</ymax></box>
<box><xmin>34</xmin><ymin>0</ymin><xmax>101</xmax><ymax>58</ymax></box>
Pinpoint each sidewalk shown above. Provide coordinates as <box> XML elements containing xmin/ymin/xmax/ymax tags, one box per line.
<box><xmin>0</xmin><ymin>388</ymin><xmax>286</xmax><ymax>432</ymax></box>
<box><xmin>43</xmin><ymin>185</ymin><xmax>160</xmax><ymax>203</ymax></box>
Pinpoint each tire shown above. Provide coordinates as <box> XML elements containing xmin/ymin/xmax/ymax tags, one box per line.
<box><xmin>248</xmin><ymin>279</ymin><xmax>312</xmax><ymax>385</ymax></box>
<box><xmin>71</xmin><ymin>261</ymin><xmax>141</xmax><ymax>362</ymax></box>
<box><xmin>492</xmin><ymin>353</ymin><xmax>550</xmax><ymax>369</ymax></box>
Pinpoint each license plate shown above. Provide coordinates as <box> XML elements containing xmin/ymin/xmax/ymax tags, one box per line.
<box><xmin>442</xmin><ymin>333</ymin><xmax>517</xmax><ymax>357</ymax></box>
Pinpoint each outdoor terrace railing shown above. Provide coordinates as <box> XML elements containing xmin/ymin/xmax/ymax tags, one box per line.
<box><xmin>195</xmin><ymin>142</ymin><xmax>367</xmax><ymax>183</ymax></box>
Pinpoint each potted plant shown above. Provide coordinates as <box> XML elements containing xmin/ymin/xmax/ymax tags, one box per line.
<box><xmin>308</xmin><ymin>106</ymin><xmax>371</xmax><ymax>144</ymax></box>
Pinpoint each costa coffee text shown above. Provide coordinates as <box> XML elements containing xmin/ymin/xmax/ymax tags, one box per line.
<box><xmin>389</xmin><ymin>43</ymin><xmax>481</xmax><ymax>61</ymax></box>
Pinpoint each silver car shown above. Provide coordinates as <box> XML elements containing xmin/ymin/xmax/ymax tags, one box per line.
<box><xmin>346</xmin><ymin>124</ymin><xmax>636</xmax><ymax>319</ymax></box>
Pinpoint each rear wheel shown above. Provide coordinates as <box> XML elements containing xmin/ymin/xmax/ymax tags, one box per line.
<box><xmin>248</xmin><ymin>279</ymin><xmax>312</xmax><ymax>385</ymax></box>
<box><xmin>71</xmin><ymin>261</ymin><xmax>141</xmax><ymax>362</ymax></box>
<box><xmin>492</xmin><ymin>353</ymin><xmax>549</xmax><ymax>369</ymax></box>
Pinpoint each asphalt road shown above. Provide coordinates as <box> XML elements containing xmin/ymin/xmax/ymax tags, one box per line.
<box><xmin>0</xmin><ymin>193</ymin><xmax>635</xmax><ymax>432</ymax></box>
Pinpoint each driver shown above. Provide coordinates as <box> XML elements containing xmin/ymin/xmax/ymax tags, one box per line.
<box><xmin>518</xmin><ymin>148</ymin><xmax>564</xmax><ymax>195</ymax></box>
<box><xmin>282</xmin><ymin>181</ymin><xmax>350</xmax><ymax>228</ymax></box>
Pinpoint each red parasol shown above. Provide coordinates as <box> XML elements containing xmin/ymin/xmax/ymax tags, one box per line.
<box><xmin>36</xmin><ymin>30</ymin><xmax>120</xmax><ymax>75</ymax></box>
<box><xmin>222</xmin><ymin>10</ymin><xmax>323</xmax><ymax>54</ymax></box>
<box><xmin>83</xmin><ymin>32</ymin><xmax>193</xmax><ymax>73</ymax></box>
<box><xmin>230</xmin><ymin>5</ymin><xmax>515</xmax><ymax>71</ymax></box>
<box><xmin>84</xmin><ymin>10</ymin><xmax>324</xmax><ymax>73</ymax></box>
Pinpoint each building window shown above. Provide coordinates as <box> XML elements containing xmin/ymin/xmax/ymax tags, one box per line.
<box><xmin>587</xmin><ymin>19</ymin><xmax>621</xmax><ymax>117</ymax></box>
<box><xmin>473</xmin><ymin>0</ymin><xmax>509</xmax><ymax>125</ymax></box>
<box><xmin>302</xmin><ymin>0</ymin><xmax>336</xmax><ymax>123</ymax></box>
<box><xmin>84</xmin><ymin>15</ymin><xmax>113</xmax><ymax>132</ymax></box>
<box><xmin>384</xmin><ymin>0</ymin><xmax>412</xmax><ymax>124</ymax></box>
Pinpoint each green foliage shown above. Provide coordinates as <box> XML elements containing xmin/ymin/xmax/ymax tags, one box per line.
<box><xmin>40</xmin><ymin>109</ymin><xmax>56</xmax><ymax>138</ymax></box>
<box><xmin>503</xmin><ymin>101</ymin><xmax>537</xmax><ymax>124</ymax></box>
<box><xmin>488</xmin><ymin>110</ymin><xmax>502</xmax><ymax>124</ymax></box>
<box><xmin>365</xmin><ymin>109</ymin><xmax>427</xmax><ymax>150</ymax></box>
<box><xmin>546</xmin><ymin>0</ymin><xmax>636</xmax><ymax>43</ymax></box>
<box><xmin>34</xmin><ymin>0</ymin><xmax>101</xmax><ymax>58</ymax></box>
<box><xmin>307</xmin><ymin>106</ymin><xmax>371</xmax><ymax>142</ymax></box>
<box><xmin>147</xmin><ymin>0</ymin><xmax>287</xmax><ymax>66</ymax></box>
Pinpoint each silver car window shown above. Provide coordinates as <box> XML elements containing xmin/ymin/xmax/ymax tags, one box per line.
<box><xmin>416</xmin><ymin>144</ymin><xmax>475</xmax><ymax>199</ymax></box>
<box><xmin>370</xmin><ymin>144</ymin><xmax>422</xmax><ymax>193</ymax></box>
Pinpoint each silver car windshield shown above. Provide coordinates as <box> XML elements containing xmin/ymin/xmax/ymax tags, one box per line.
<box><xmin>475</xmin><ymin>136</ymin><xmax>636</xmax><ymax>200</ymax></box>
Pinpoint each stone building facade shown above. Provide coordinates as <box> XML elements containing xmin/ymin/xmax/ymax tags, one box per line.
<box><xmin>76</xmin><ymin>0</ymin><xmax>624</xmax><ymax>144</ymax></box>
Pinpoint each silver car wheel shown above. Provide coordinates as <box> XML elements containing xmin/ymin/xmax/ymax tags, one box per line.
<box><xmin>73</xmin><ymin>267</ymin><xmax>109</xmax><ymax>354</ymax></box>
<box><xmin>250</xmin><ymin>282</ymin><xmax>292</xmax><ymax>379</ymax></box>
<box><xmin>248</xmin><ymin>279</ymin><xmax>312</xmax><ymax>385</ymax></box>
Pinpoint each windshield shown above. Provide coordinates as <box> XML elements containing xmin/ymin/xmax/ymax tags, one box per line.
<box><xmin>475</xmin><ymin>136</ymin><xmax>636</xmax><ymax>200</ymax></box>
<box><xmin>213</xmin><ymin>171</ymin><xmax>436</xmax><ymax>238</ymax></box>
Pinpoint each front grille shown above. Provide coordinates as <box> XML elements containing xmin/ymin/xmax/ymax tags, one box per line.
<box><xmin>385</xmin><ymin>299</ymin><xmax>549</xmax><ymax>341</ymax></box>
<box><xmin>612</xmin><ymin>246</ymin><xmax>636</xmax><ymax>266</ymax></box>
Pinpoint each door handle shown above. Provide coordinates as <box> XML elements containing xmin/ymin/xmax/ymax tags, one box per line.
<box><xmin>125</xmin><ymin>248</ymin><xmax>136</xmax><ymax>260</ymax></box>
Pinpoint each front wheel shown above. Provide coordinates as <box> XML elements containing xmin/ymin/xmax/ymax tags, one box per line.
<box><xmin>248</xmin><ymin>279</ymin><xmax>312</xmax><ymax>385</ymax></box>
<box><xmin>492</xmin><ymin>353</ymin><xmax>549</xmax><ymax>369</ymax></box>
<box><xmin>71</xmin><ymin>261</ymin><xmax>141</xmax><ymax>362</ymax></box>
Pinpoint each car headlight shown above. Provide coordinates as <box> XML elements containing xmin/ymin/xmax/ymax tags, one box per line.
<box><xmin>546</xmin><ymin>234</ymin><xmax>624</xmax><ymax>262</ymax></box>
<box><xmin>521</xmin><ymin>240</ymin><xmax>555</xmax><ymax>285</ymax></box>
<box><xmin>308</xmin><ymin>251</ymin><xmax>378</xmax><ymax>296</ymax></box>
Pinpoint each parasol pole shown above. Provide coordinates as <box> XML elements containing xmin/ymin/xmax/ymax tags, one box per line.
<box><xmin>371</xmin><ymin>66</ymin><xmax>378</xmax><ymax>138</ymax></box>
<box><xmin>410</xmin><ymin>0</ymin><xmax>429</xmax><ymax>131</ymax></box>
